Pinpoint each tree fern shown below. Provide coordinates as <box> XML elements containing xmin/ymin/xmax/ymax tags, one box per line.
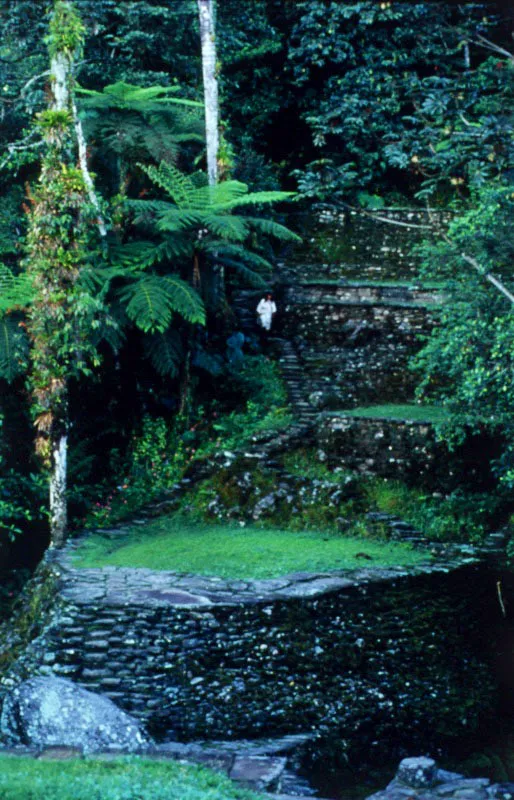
<box><xmin>77</xmin><ymin>82</ymin><xmax>203</xmax><ymax>112</ymax></box>
<box><xmin>143</xmin><ymin>329</ymin><xmax>184</xmax><ymax>377</ymax></box>
<box><xmin>118</xmin><ymin>274</ymin><xmax>205</xmax><ymax>333</ymax></box>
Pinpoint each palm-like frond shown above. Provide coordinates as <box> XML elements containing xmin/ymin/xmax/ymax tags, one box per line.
<box><xmin>143</xmin><ymin>329</ymin><xmax>184</xmax><ymax>377</ymax></box>
<box><xmin>242</xmin><ymin>217</ymin><xmax>302</xmax><ymax>243</ymax></box>
<box><xmin>117</xmin><ymin>274</ymin><xmax>205</xmax><ymax>333</ymax></box>
<box><xmin>77</xmin><ymin>82</ymin><xmax>203</xmax><ymax>112</ymax></box>
<box><xmin>0</xmin><ymin>264</ymin><xmax>33</xmax><ymax>312</ymax></box>
<box><xmin>202</xmin><ymin>214</ymin><xmax>250</xmax><ymax>242</ymax></box>
<box><xmin>0</xmin><ymin>314</ymin><xmax>29</xmax><ymax>382</ymax></box>
<box><xmin>110</xmin><ymin>239</ymin><xmax>190</xmax><ymax>270</ymax></box>
<box><xmin>77</xmin><ymin>83</ymin><xmax>204</xmax><ymax>171</ymax></box>
<box><xmin>139</xmin><ymin>163</ymin><xmax>296</xmax><ymax>214</ymax></box>
<box><xmin>219</xmin><ymin>259</ymin><xmax>267</xmax><ymax>288</ymax></box>
<box><xmin>206</xmin><ymin>242</ymin><xmax>272</xmax><ymax>273</ymax></box>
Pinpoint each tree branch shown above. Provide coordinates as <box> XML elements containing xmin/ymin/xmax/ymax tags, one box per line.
<box><xmin>472</xmin><ymin>34</ymin><xmax>514</xmax><ymax>63</ymax></box>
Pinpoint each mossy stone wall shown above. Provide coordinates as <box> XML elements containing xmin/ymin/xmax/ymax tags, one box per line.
<box><xmin>0</xmin><ymin>560</ymin><xmax>498</xmax><ymax>764</ymax></box>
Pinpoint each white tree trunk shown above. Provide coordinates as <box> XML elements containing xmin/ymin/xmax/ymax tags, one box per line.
<box><xmin>51</xmin><ymin>52</ymin><xmax>70</xmax><ymax>111</ymax></box>
<box><xmin>49</xmin><ymin>434</ymin><xmax>67</xmax><ymax>548</ymax></box>
<box><xmin>197</xmin><ymin>0</ymin><xmax>219</xmax><ymax>187</ymax></box>
<box><xmin>72</xmin><ymin>100</ymin><xmax>107</xmax><ymax>238</ymax></box>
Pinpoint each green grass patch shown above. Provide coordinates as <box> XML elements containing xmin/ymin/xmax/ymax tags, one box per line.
<box><xmin>335</xmin><ymin>404</ymin><xmax>448</xmax><ymax>424</ymax></box>
<box><xmin>0</xmin><ymin>755</ymin><xmax>264</xmax><ymax>800</ymax></box>
<box><xmin>72</xmin><ymin>515</ymin><xmax>427</xmax><ymax>578</ymax></box>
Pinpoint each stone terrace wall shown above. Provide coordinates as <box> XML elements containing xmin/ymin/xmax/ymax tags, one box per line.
<box><xmin>283</xmin><ymin>208</ymin><xmax>453</xmax><ymax>283</ymax></box>
<box><xmin>316</xmin><ymin>413</ymin><xmax>492</xmax><ymax>490</ymax></box>
<box><xmin>1</xmin><ymin>555</ymin><xmax>498</xmax><ymax>763</ymax></box>
<box><xmin>282</xmin><ymin>287</ymin><xmax>436</xmax><ymax>346</ymax></box>
<box><xmin>277</xmin><ymin>284</ymin><xmax>437</xmax><ymax>409</ymax></box>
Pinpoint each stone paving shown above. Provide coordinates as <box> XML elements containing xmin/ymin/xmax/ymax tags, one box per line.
<box><xmin>55</xmin><ymin>545</ymin><xmax>472</xmax><ymax>609</ymax></box>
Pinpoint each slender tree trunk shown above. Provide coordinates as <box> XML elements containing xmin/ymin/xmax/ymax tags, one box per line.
<box><xmin>197</xmin><ymin>0</ymin><xmax>226</xmax><ymax>308</ymax></box>
<box><xmin>49</xmin><ymin>433</ymin><xmax>68</xmax><ymax>546</ymax></box>
<box><xmin>47</xmin><ymin>48</ymin><xmax>72</xmax><ymax>548</ymax></box>
<box><xmin>197</xmin><ymin>0</ymin><xmax>219</xmax><ymax>187</ymax></box>
<box><xmin>72</xmin><ymin>101</ymin><xmax>107</xmax><ymax>238</ymax></box>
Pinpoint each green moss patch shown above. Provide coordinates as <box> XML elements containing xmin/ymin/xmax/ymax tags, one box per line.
<box><xmin>334</xmin><ymin>404</ymin><xmax>448</xmax><ymax>424</ymax></box>
<box><xmin>0</xmin><ymin>755</ymin><xmax>264</xmax><ymax>800</ymax></box>
<box><xmin>72</xmin><ymin>515</ymin><xmax>426</xmax><ymax>579</ymax></box>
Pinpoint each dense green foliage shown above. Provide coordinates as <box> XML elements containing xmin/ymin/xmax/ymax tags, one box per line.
<box><xmin>412</xmin><ymin>187</ymin><xmax>514</xmax><ymax>485</ymax></box>
<box><xmin>0</xmin><ymin>755</ymin><xmax>264</xmax><ymax>800</ymax></box>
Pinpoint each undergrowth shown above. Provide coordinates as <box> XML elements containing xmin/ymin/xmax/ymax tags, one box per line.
<box><xmin>81</xmin><ymin>356</ymin><xmax>291</xmax><ymax>530</ymax></box>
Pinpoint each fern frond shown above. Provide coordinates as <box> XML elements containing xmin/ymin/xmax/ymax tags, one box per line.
<box><xmin>139</xmin><ymin>163</ymin><xmax>199</xmax><ymax>209</ymax></box>
<box><xmin>0</xmin><ymin>314</ymin><xmax>29</xmax><ymax>382</ymax></box>
<box><xmin>155</xmin><ymin>208</ymin><xmax>203</xmax><ymax>234</ymax></box>
<box><xmin>207</xmin><ymin>242</ymin><xmax>272</xmax><ymax>272</ymax></box>
<box><xmin>243</xmin><ymin>217</ymin><xmax>302</xmax><ymax>243</ymax></box>
<box><xmin>217</xmin><ymin>190</ymin><xmax>296</xmax><ymax>212</ymax></box>
<box><xmin>77</xmin><ymin>82</ymin><xmax>203</xmax><ymax>111</ymax></box>
<box><xmin>110</xmin><ymin>239</ymin><xmax>189</xmax><ymax>270</ymax></box>
<box><xmin>203</xmin><ymin>214</ymin><xmax>250</xmax><ymax>242</ymax></box>
<box><xmin>118</xmin><ymin>274</ymin><xmax>205</xmax><ymax>333</ymax></box>
<box><xmin>221</xmin><ymin>259</ymin><xmax>267</xmax><ymax>288</ymax></box>
<box><xmin>0</xmin><ymin>265</ymin><xmax>34</xmax><ymax>312</ymax></box>
<box><xmin>143</xmin><ymin>329</ymin><xmax>184</xmax><ymax>377</ymax></box>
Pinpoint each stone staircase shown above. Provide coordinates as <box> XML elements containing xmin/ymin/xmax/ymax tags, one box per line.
<box><xmin>272</xmin><ymin>337</ymin><xmax>318</xmax><ymax>427</ymax></box>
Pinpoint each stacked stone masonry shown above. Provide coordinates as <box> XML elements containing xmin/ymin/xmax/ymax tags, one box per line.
<box><xmin>1</xmin><ymin>551</ymin><xmax>499</xmax><ymax>762</ymax></box>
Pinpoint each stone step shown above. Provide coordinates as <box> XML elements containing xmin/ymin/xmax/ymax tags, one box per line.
<box><xmin>229</xmin><ymin>755</ymin><xmax>287</xmax><ymax>792</ymax></box>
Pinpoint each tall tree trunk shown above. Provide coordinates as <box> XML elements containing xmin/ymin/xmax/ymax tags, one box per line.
<box><xmin>197</xmin><ymin>0</ymin><xmax>219</xmax><ymax>187</ymax></box>
<box><xmin>27</xmin><ymin>1</ymin><xmax>90</xmax><ymax>549</ymax></box>
<box><xmin>197</xmin><ymin>0</ymin><xmax>225</xmax><ymax>309</ymax></box>
<box><xmin>46</xmin><ymin>45</ymin><xmax>72</xmax><ymax>548</ymax></box>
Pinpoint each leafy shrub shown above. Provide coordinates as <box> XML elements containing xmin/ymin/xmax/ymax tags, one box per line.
<box><xmin>366</xmin><ymin>479</ymin><xmax>500</xmax><ymax>543</ymax></box>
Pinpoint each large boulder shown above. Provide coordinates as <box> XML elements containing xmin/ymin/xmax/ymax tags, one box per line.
<box><xmin>1</xmin><ymin>676</ymin><xmax>151</xmax><ymax>754</ymax></box>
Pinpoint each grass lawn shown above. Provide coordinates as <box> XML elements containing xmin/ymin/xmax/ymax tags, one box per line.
<box><xmin>72</xmin><ymin>515</ymin><xmax>427</xmax><ymax>579</ymax></box>
<box><xmin>0</xmin><ymin>755</ymin><xmax>264</xmax><ymax>800</ymax></box>
<box><xmin>337</xmin><ymin>404</ymin><xmax>448</xmax><ymax>424</ymax></box>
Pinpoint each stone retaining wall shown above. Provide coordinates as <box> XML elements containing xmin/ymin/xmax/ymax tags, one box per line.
<box><xmin>282</xmin><ymin>294</ymin><xmax>434</xmax><ymax>346</ymax></box>
<box><xmin>285</xmin><ymin>208</ymin><xmax>452</xmax><ymax>283</ymax></box>
<box><xmin>316</xmin><ymin>413</ymin><xmax>493</xmax><ymax>490</ymax></box>
<box><xmin>0</xmin><ymin>554</ymin><xmax>499</xmax><ymax>765</ymax></box>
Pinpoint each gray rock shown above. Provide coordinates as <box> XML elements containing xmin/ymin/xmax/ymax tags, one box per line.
<box><xmin>1</xmin><ymin>677</ymin><xmax>151</xmax><ymax>754</ymax></box>
<box><xmin>230</xmin><ymin>755</ymin><xmax>287</xmax><ymax>791</ymax></box>
<box><xmin>396</xmin><ymin>756</ymin><xmax>438</xmax><ymax>789</ymax></box>
<box><xmin>436</xmin><ymin>778</ymin><xmax>490</xmax><ymax>796</ymax></box>
<box><xmin>252</xmin><ymin>494</ymin><xmax>277</xmax><ymax>519</ymax></box>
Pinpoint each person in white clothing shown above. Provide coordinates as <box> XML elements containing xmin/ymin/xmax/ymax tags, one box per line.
<box><xmin>256</xmin><ymin>293</ymin><xmax>277</xmax><ymax>332</ymax></box>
